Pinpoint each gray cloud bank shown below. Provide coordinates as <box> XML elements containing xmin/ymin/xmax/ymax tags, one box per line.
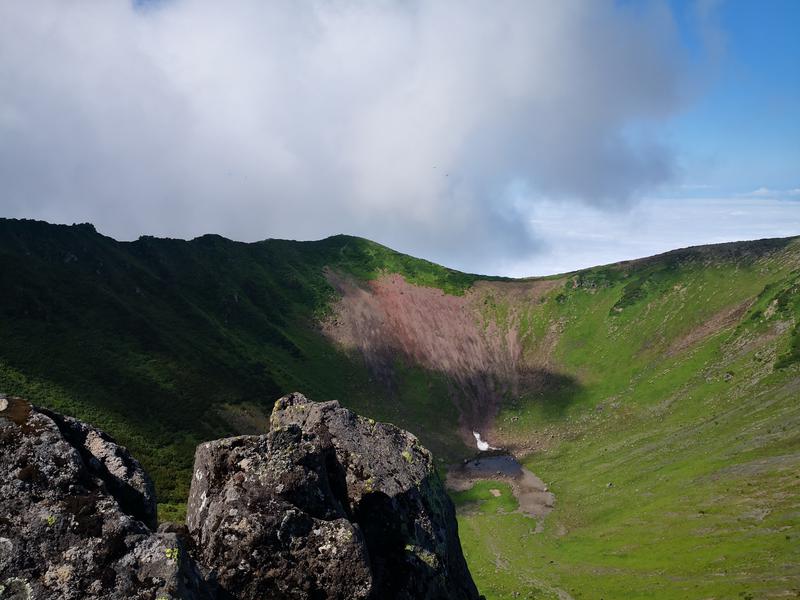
<box><xmin>1</xmin><ymin>1</ymin><xmax>694</xmax><ymax>270</ymax></box>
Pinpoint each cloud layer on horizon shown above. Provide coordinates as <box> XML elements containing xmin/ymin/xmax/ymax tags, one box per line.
<box><xmin>1</xmin><ymin>1</ymin><xmax>696</xmax><ymax>269</ymax></box>
<box><xmin>505</xmin><ymin>195</ymin><xmax>800</xmax><ymax>277</ymax></box>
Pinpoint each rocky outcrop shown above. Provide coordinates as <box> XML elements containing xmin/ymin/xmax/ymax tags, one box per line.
<box><xmin>1</xmin><ymin>392</ymin><xmax>480</xmax><ymax>600</ymax></box>
<box><xmin>0</xmin><ymin>394</ymin><xmax>211</xmax><ymax>600</ymax></box>
<box><xmin>37</xmin><ymin>407</ymin><xmax>158</xmax><ymax>530</ymax></box>
<box><xmin>187</xmin><ymin>392</ymin><xmax>481</xmax><ymax>600</ymax></box>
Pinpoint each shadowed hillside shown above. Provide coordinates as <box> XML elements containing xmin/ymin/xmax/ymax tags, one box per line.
<box><xmin>0</xmin><ymin>218</ymin><xmax>495</xmax><ymax>510</ymax></box>
<box><xmin>1</xmin><ymin>217</ymin><xmax>798</xmax><ymax>598</ymax></box>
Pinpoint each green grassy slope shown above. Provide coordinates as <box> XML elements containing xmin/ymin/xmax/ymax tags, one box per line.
<box><xmin>457</xmin><ymin>238</ymin><xmax>800</xmax><ymax>599</ymax></box>
<box><xmin>0</xmin><ymin>218</ymin><xmax>486</xmax><ymax>511</ymax></box>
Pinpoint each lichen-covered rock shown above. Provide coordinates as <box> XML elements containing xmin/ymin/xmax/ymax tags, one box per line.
<box><xmin>0</xmin><ymin>395</ymin><xmax>211</xmax><ymax>600</ymax></box>
<box><xmin>187</xmin><ymin>392</ymin><xmax>480</xmax><ymax>600</ymax></box>
<box><xmin>187</xmin><ymin>427</ymin><xmax>373</xmax><ymax>600</ymax></box>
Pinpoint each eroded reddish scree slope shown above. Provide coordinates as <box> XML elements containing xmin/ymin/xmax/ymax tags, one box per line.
<box><xmin>322</xmin><ymin>269</ymin><xmax>562</xmax><ymax>441</ymax></box>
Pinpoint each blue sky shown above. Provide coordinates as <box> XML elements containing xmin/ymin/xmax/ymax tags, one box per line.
<box><xmin>0</xmin><ymin>1</ymin><xmax>797</xmax><ymax>276</ymax></box>
<box><xmin>665</xmin><ymin>0</ymin><xmax>800</xmax><ymax>195</ymax></box>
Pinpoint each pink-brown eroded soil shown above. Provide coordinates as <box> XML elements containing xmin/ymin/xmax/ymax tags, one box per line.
<box><xmin>321</xmin><ymin>270</ymin><xmax>562</xmax><ymax>442</ymax></box>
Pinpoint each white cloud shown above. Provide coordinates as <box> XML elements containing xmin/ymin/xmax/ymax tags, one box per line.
<box><xmin>743</xmin><ymin>187</ymin><xmax>800</xmax><ymax>198</ymax></box>
<box><xmin>1</xmin><ymin>1</ymin><xmax>696</xmax><ymax>269</ymax></box>
<box><xmin>496</xmin><ymin>196</ymin><xmax>800</xmax><ymax>277</ymax></box>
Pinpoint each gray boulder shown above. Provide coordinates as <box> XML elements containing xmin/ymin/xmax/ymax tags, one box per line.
<box><xmin>187</xmin><ymin>392</ymin><xmax>480</xmax><ymax>600</ymax></box>
<box><xmin>38</xmin><ymin>406</ymin><xmax>158</xmax><ymax>530</ymax></box>
<box><xmin>0</xmin><ymin>394</ymin><xmax>211</xmax><ymax>600</ymax></box>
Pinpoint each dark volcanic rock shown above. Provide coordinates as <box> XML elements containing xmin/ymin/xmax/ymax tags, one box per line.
<box><xmin>0</xmin><ymin>394</ymin><xmax>211</xmax><ymax>600</ymax></box>
<box><xmin>187</xmin><ymin>392</ymin><xmax>480</xmax><ymax>600</ymax></box>
<box><xmin>187</xmin><ymin>430</ymin><xmax>373</xmax><ymax>600</ymax></box>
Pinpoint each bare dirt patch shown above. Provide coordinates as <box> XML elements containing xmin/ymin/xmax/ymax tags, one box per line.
<box><xmin>666</xmin><ymin>299</ymin><xmax>752</xmax><ymax>356</ymax></box>
<box><xmin>707</xmin><ymin>452</ymin><xmax>800</xmax><ymax>480</ymax></box>
<box><xmin>321</xmin><ymin>269</ymin><xmax>565</xmax><ymax>436</ymax></box>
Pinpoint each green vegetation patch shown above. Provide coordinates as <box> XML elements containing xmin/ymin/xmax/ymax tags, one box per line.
<box><xmin>463</xmin><ymin>237</ymin><xmax>800</xmax><ymax>599</ymax></box>
<box><xmin>451</xmin><ymin>481</ymin><xmax>519</xmax><ymax>515</ymax></box>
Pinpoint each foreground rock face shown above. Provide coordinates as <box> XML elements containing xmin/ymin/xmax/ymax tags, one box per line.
<box><xmin>1</xmin><ymin>392</ymin><xmax>480</xmax><ymax>599</ymax></box>
<box><xmin>0</xmin><ymin>394</ymin><xmax>210</xmax><ymax>600</ymax></box>
<box><xmin>187</xmin><ymin>392</ymin><xmax>481</xmax><ymax>600</ymax></box>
